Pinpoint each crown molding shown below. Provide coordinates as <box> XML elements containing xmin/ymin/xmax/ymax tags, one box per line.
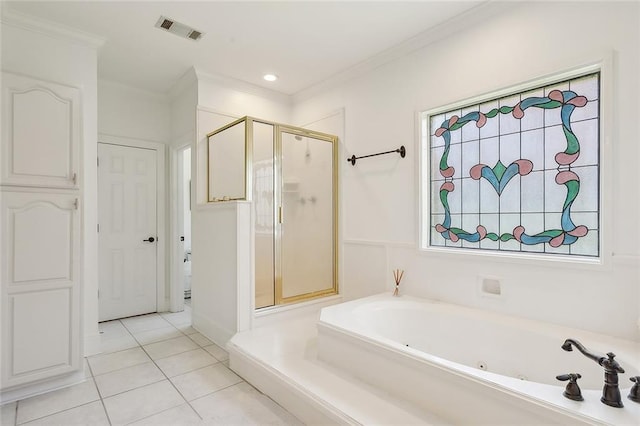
<box><xmin>194</xmin><ymin>67</ymin><xmax>292</xmax><ymax>106</ymax></box>
<box><xmin>292</xmin><ymin>0</ymin><xmax>512</xmax><ymax>104</ymax></box>
<box><xmin>168</xmin><ymin>67</ymin><xmax>198</xmax><ymax>101</ymax></box>
<box><xmin>1</xmin><ymin>7</ymin><xmax>106</xmax><ymax>49</ymax></box>
<box><xmin>99</xmin><ymin>79</ymin><xmax>170</xmax><ymax>103</ymax></box>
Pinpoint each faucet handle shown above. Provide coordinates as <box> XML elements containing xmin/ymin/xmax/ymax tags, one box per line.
<box><xmin>629</xmin><ymin>377</ymin><xmax>640</xmax><ymax>403</ymax></box>
<box><xmin>604</xmin><ymin>352</ymin><xmax>625</xmax><ymax>373</ymax></box>
<box><xmin>556</xmin><ymin>373</ymin><xmax>583</xmax><ymax>401</ymax></box>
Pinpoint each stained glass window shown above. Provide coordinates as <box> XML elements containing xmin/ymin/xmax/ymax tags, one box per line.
<box><xmin>423</xmin><ymin>72</ymin><xmax>600</xmax><ymax>257</ymax></box>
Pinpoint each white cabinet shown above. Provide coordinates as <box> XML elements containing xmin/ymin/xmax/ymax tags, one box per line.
<box><xmin>1</xmin><ymin>191</ymin><xmax>82</xmax><ymax>388</ymax></box>
<box><xmin>1</xmin><ymin>73</ymin><xmax>81</xmax><ymax>189</ymax></box>
<box><xmin>0</xmin><ymin>72</ymin><xmax>83</xmax><ymax>397</ymax></box>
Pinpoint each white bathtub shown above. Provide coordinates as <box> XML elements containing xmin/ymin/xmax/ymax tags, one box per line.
<box><xmin>317</xmin><ymin>294</ymin><xmax>640</xmax><ymax>425</ymax></box>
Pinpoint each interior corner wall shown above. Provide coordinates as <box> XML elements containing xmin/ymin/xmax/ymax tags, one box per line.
<box><xmin>291</xmin><ymin>1</ymin><xmax>640</xmax><ymax>340</ymax></box>
<box><xmin>170</xmin><ymin>78</ymin><xmax>198</xmax><ymax>145</ymax></box>
<box><xmin>1</xmin><ymin>23</ymin><xmax>101</xmax><ymax>354</ymax></box>
<box><xmin>98</xmin><ymin>81</ymin><xmax>171</xmax><ymax>144</ymax></box>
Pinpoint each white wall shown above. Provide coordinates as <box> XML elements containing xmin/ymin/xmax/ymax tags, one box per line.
<box><xmin>196</xmin><ymin>71</ymin><xmax>291</xmax><ymax>123</ymax></box>
<box><xmin>293</xmin><ymin>1</ymin><xmax>640</xmax><ymax>340</ymax></box>
<box><xmin>98</xmin><ymin>80</ymin><xmax>171</xmax><ymax>144</ymax></box>
<box><xmin>191</xmin><ymin>202</ymin><xmax>251</xmax><ymax>345</ymax></box>
<box><xmin>170</xmin><ymin>69</ymin><xmax>198</xmax><ymax>145</ymax></box>
<box><xmin>1</xmin><ymin>20</ymin><xmax>102</xmax><ymax>354</ymax></box>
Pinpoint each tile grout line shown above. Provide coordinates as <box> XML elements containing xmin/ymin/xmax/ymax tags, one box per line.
<box><xmin>14</xmin><ymin>310</ymin><xmax>200</xmax><ymax>426</ymax></box>
<box><xmin>94</xmin><ymin>366</ymin><xmax>166</xmax><ymax>400</ymax></box>
<box><xmin>89</xmin><ymin>352</ymin><xmax>150</xmax><ymax>378</ymax></box>
<box><xmin>99</xmin><ymin>315</ymin><xmax>195</xmax><ymax>423</ymax></box>
<box><xmin>121</xmin><ymin>402</ymin><xmax>196</xmax><ymax>425</ymax></box>
<box><xmin>135</xmin><ymin>328</ymin><xmax>204</xmax><ymax>422</ymax></box>
<box><xmin>98</xmin><ymin>317</ymin><xmax>142</xmax><ymax>355</ymax></box>
<box><xmin>121</xmin><ymin>318</ymin><xmax>178</xmax><ymax>338</ymax></box>
<box><xmin>188</xmin><ymin>380</ymin><xmax>245</xmax><ymax>405</ymax></box>
<box><xmin>119</xmin><ymin>305</ymin><xmax>202</xmax><ymax>424</ymax></box>
<box><xmin>98</xmin><ymin>317</ymin><xmax>159</xmax><ymax>425</ymax></box>
<box><xmin>145</xmin><ymin>335</ymin><xmax>220</xmax><ymax>362</ymax></box>
<box><xmin>17</xmin><ymin>400</ymin><xmax>106</xmax><ymax>426</ymax></box>
<box><xmin>123</xmin><ymin>316</ymin><xmax>208</xmax><ymax>362</ymax></box>
<box><xmin>91</xmin><ymin>323</ymin><xmax>116</xmax><ymax>426</ymax></box>
<box><xmin>14</xmin><ymin>361</ymin><xmax>109</xmax><ymax>425</ymax></box>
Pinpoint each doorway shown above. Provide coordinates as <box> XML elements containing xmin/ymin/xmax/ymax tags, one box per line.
<box><xmin>98</xmin><ymin>142</ymin><xmax>159</xmax><ymax>321</ymax></box>
<box><xmin>178</xmin><ymin>146</ymin><xmax>192</xmax><ymax>307</ymax></box>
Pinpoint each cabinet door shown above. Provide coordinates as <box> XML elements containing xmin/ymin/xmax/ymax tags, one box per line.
<box><xmin>1</xmin><ymin>191</ymin><xmax>82</xmax><ymax>389</ymax></box>
<box><xmin>1</xmin><ymin>73</ymin><xmax>81</xmax><ymax>189</ymax></box>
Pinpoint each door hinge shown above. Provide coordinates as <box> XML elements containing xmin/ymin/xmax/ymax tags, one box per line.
<box><xmin>72</xmin><ymin>172</ymin><xmax>77</xmax><ymax>184</ymax></box>
<box><xmin>278</xmin><ymin>206</ymin><xmax>283</xmax><ymax>224</ymax></box>
<box><xmin>97</xmin><ymin>157</ymin><xmax>100</xmax><ymax>167</ymax></box>
<box><xmin>97</xmin><ymin>223</ymin><xmax>100</xmax><ymax>233</ymax></box>
<box><xmin>98</xmin><ymin>290</ymin><xmax>100</xmax><ymax>299</ymax></box>
<box><xmin>73</xmin><ymin>198</ymin><xmax>79</xmax><ymax>210</ymax></box>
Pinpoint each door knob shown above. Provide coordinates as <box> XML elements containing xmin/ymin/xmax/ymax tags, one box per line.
<box><xmin>143</xmin><ymin>237</ymin><xmax>155</xmax><ymax>243</ymax></box>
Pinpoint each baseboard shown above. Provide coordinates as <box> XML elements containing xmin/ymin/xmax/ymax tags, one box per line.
<box><xmin>0</xmin><ymin>370</ymin><xmax>86</xmax><ymax>404</ymax></box>
<box><xmin>191</xmin><ymin>311</ymin><xmax>234</xmax><ymax>347</ymax></box>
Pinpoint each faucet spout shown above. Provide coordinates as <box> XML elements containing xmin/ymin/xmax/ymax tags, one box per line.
<box><xmin>561</xmin><ymin>338</ymin><xmax>625</xmax><ymax>408</ymax></box>
<box><xmin>561</xmin><ymin>338</ymin><xmax>603</xmax><ymax>364</ymax></box>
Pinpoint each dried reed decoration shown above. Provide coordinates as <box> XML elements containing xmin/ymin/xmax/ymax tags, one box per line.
<box><xmin>393</xmin><ymin>269</ymin><xmax>404</xmax><ymax>296</ymax></box>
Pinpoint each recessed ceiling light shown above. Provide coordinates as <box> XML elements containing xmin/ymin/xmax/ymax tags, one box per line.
<box><xmin>263</xmin><ymin>74</ymin><xmax>278</xmax><ymax>82</ymax></box>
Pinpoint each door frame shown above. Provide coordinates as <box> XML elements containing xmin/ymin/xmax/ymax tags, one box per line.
<box><xmin>169</xmin><ymin>132</ymin><xmax>193</xmax><ymax>312</ymax></box>
<box><xmin>98</xmin><ymin>134</ymin><xmax>167</xmax><ymax>313</ymax></box>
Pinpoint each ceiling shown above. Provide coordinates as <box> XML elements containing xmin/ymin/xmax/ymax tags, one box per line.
<box><xmin>3</xmin><ymin>1</ymin><xmax>486</xmax><ymax>96</ymax></box>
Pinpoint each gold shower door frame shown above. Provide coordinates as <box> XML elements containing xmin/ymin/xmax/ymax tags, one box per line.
<box><xmin>274</xmin><ymin>123</ymin><xmax>338</xmax><ymax>305</ymax></box>
<box><xmin>207</xmin><ymin>116</ymin><xmax>339</xmax><ymax>307</ymax></box>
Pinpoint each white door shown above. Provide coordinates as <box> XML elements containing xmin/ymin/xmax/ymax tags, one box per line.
<box><xmin>98</xmin><ymin>143</ymin><xmax>157</xmax><ymax>321</ymax></box>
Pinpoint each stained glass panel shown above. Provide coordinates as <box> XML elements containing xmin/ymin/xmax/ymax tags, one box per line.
<box><xmin>425</xmin><ymin>72</ymin><xmax>600</xmax><ymax>257</ymax></box>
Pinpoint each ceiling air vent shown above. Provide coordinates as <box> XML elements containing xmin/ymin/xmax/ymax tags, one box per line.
<box><xmin>188</xmin><ymin>30</ymin><xmax>202</xmax><ymax>41</ymax></box>
<box><xmin>160</xmin><ymin>19</ymin><xmax>173</xmax><ymax>30</ymax></box>
<box><xmin>154</xmin><ymin>16</ymin><xmax>204</xmax><ymax>41</ymax></box>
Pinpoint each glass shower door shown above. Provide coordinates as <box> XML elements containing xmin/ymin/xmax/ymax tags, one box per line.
<box><xmin>277</xmin><ymin>130</ymin><xmax>336</xmax><ymax>303</ymax></box>
<box><xmin>253</xmin><ymin>121</ymin><xmax>275</xmax><ymax>309</ymax></box>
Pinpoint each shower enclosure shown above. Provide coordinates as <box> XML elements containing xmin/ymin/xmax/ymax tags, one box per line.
<box><xmin>207</xmin><ymin>117</ymin><xmax>338</xmax><ymax>309</ymax></box>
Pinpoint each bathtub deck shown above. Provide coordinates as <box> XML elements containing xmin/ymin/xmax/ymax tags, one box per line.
<box><xmin>227</xmin><ymin>312</ymin><xmax>447</xmax><ymax>425</ymax></box>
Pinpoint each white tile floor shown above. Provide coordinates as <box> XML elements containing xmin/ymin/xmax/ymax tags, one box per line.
<box><xmin>0</xmin><ymin>304</ymin><xmax>302</xmax><ymax>425</ymax></box>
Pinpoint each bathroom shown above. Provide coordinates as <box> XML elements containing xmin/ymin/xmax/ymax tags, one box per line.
<box><xmin>0</xmin><ymin>1</ymin><xmax>638</xmax><ymax>424</ymax></box>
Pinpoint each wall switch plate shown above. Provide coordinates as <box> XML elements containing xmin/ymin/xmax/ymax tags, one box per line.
<box><xmin>478</xmin><ymin>276</ymin><xmax>502</xmax><ymax>298</ymax></box>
